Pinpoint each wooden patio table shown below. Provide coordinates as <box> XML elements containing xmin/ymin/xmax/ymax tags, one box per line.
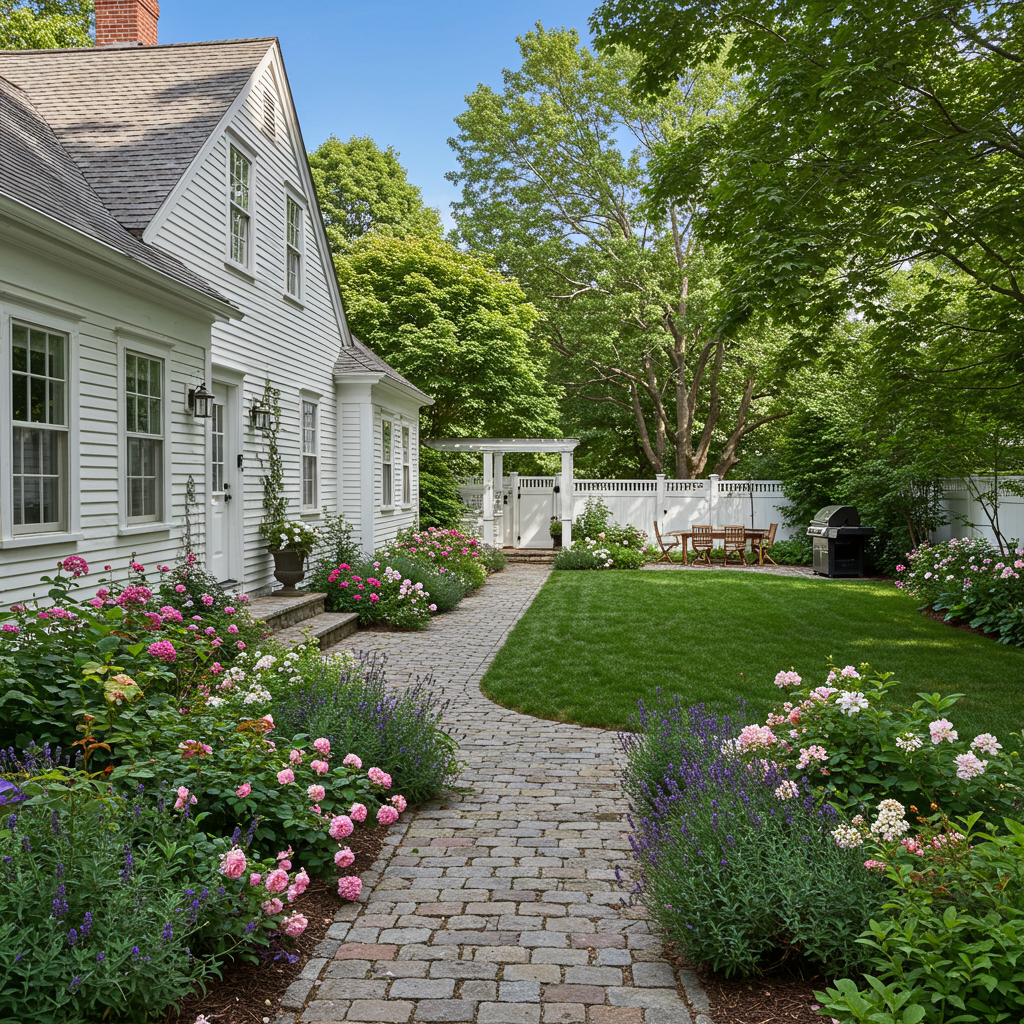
<box><xmin>668</xmin><ymin>527</ymin><xmax>771</xmax><ymax>565</ymax></box>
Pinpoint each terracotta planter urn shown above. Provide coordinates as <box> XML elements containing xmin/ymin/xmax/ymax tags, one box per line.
<box><xmin>270</xmin><ymin>549</ymin><xmax>306</xmax><ymax>595</ymax></box>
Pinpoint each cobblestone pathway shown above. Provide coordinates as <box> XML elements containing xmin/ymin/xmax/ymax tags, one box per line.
<box><xmin>277</xmin><ymin>564</ymin><xmax>712</xmax><ymax>1024</ymax></box>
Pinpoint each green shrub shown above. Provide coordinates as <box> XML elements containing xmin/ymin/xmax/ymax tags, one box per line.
<box><xmin>306</xmin><ymin>512</ymin><xmax>361</xmax><ymax>595</ymax></box>
<box><xmin>820</xmin><ymin>816</ymin><xmax>1024</xmax><ymax>1024</ymax></box>
<box><xmin>381</xmin><ymin>527</ymin><xmax>488</xmax><ymax>590</ymax></box>
<box><xmin>376</xmin><ymin>552</ymin><xmax>469</xmax><ymax>613</ymax></box>
<box><xmin>418</xmin><ymin>447</ymin><xmax>468</xmax><ymax>531</ymax></box>
<box><xmin>478</xmin><ymin>544</ymin><xmax>508</xmax><ymax>573</ymax></box>
<box><xmin>554</xmin><ymin>539</ymin><xmax>647</xmax><ymax>570</ymax></box>
<box><xmin>274</xmin><ymin>650</ymin><xmax>460</xmax><ymax>805</ymax></box>
<box><xmin>575</xmin><ymin>495</ymin><xmax>612</xmax><ymax>538</ymax></box>
<box><xmin>763</xmin><ymin>536</ymin><xmax>812</xmax><ymax>565</ymax></box>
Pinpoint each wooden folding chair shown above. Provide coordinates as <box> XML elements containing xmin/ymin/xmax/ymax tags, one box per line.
<box><xmin>653</xmin><ymin>522</ymin><xmax>680</xmax><ymax>563</ymax></box>
<box><xmin>760</xmin><ymin>523</ymin><xmax>779</xmax><ymax>565</ymax></box>
<box><xmin>723</xmin><ymin>525</ymin><xmax>748</xmax><ymax>566</ymax></box>
<box><xmin>690</xmin><ymin>524</ymin><xmax>713</xmax><ymax>565</ymax></box>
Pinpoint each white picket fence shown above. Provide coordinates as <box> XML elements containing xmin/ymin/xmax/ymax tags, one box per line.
<box><xmin>456</xmin><ymin>473</ymin><xmax>1024</xmax><ymax>550</ymax></box>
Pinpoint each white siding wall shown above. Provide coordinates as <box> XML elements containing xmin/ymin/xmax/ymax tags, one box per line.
<box><xmin>0</xmin><ymin>225</ymin><xmax>214</xmax><ymax>606</ymax></box>
<box><xmin>148</xmin><ymin>63</ymin><xmax>344</xmax><ymax>594</ymax></box>
<box><xmin>371</xmin><ymin>397</ymin><xmax>421</xmax><ymax>548</ymax></box>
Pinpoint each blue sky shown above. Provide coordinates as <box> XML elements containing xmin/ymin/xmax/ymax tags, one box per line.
<box><xmin>160</xmin><ymin>1</ymin><xmax>600</xmax><ymax>223</ymax></box>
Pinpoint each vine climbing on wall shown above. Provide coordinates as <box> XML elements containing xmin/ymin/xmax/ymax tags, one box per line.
<box><xmin>256</xmin><ymin>379</ymin><xmax>289</xmax><ymax>537</ymax></box>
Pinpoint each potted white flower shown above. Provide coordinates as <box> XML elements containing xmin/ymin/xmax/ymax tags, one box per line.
<box><xmin>261</xmin><ymin>519</ymin><xmax>319</xmax><ymax>594</ymax></box>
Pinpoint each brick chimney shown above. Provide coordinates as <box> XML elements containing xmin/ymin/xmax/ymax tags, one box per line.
<box><xmin>94</xmin><ymin>0</ymin><xmax>160</xmax><ymax>47</ymax></box>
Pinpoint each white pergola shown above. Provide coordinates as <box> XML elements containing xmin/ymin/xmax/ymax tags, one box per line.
<box><xmin>425</xmin><ymin>437</ymin><xmax>581</xmax><ymax>547</ymax></box>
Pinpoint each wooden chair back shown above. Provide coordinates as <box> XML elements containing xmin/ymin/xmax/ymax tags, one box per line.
<box><xmin>766</xmin><ymin>523</ymin><xmax>778</xmax><ymax>545</ymax></box>
<box><xmin>691</xmin><ymin>524</ymin><xmax>713</xmax><ymax>550</ymax></box>
<box><xmin>653</xmin><ymin>521</ymin><xmax>679</xmax><ymax>562</ymax></box>
<box><xmin>723</xmin><ymin>525</ymin><xmax>748</xmax><ymax>565</ymax></box>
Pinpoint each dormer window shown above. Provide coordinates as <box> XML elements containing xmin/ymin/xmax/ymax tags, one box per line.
<box><xmin>286</xmin><ymin>196</ymin><xmax>302</xmax><ymax>298</ymax></box>
<box><xmin>229</xmin><ymin>145</ymin><xmax>252</xmax><ymax>268</ymax></box>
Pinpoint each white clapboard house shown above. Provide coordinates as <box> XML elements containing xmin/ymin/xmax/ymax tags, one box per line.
<box><xmin>0</xmin><ymin>2</ymin><xmax>430</xmax><ymax>605</ymax></box>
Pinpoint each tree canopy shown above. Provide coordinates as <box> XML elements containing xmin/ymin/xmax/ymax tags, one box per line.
<box><xmin>333</xmin><ymin>233</ymin><xmax>559</xmax><ymax>440</ymax></box>
<box><xmin>591</xmin><ymin>0</ymin><xmax>1024</xmax><ymax>375</ymax></box>
<box><xmin>447</xmin><ymin>24</ymin><xmax>791</xmax><ymax>478</ymax></box>
<box><xmin>0</xmin><ymin>0</ymin><xmax>92</xmax><ymax>48</ymax></box>
<box><xmin>307</xmin><ymin>136</ymin><xmax>443</xmax><ymax>256</ymax></box>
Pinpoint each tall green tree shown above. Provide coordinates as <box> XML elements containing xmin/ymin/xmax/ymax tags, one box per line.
<box><xmin>308</xmin><ymin>136</ymin><xmax>442</xmax><ymax>256</ymax></box>
<box><xmin>333</xmin><ymin>233</ymin><xmax>559</xmax><ymax>440</ymax></box>
<box><xmin>447</xmin><ymin>24</ymin><xmax>790</xmax><ymax>479</ymax></box>
<box><xmin>592</xmin><ymin>0</ymin><xmax>1024</xmax><ymax>373</ymax></box>
<box><xmin>0</xmin><ymin>0</ymin><xmax>91</xmax><ymax>48</ymax></box>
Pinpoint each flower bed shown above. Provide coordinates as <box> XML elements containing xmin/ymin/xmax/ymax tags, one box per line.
<box><xmin>0</xmin><ymin>558</ymin><xmax>458</xmax><ymax>1022</ymax></box>
<box><xmin>621</xmin><ymin>661</ymin><xmax>1024</xmax><ymax>1020</ymax></box>
<box><xmin>896</xmin><ymin>536</ymin><xmax>1024</xmax><ymax>645</ymax></box>
<box><xmin>553</xmin><ymin>496</ymin><xmax>651</xmax><ymax>570</ymax></box>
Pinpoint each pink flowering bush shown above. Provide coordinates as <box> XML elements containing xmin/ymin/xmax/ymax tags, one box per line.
<box><xmin>896</xmin><ymin>536</ymin><xmax>1024</xmax><ymax>645</ymax></box>
<box><xmin>731</xmin><ymin>662</ymin><xmax>1024</xmax><ymax>824</ymax></box>
<box><xmin>326</xmin><ymin>563</ymin><xmax>432</xmax><ymax>630</ymax></box>
<box><xmin>380</xmin><ymin>527</ymin><xmax>489</xmax><ymax>589</ymax></box>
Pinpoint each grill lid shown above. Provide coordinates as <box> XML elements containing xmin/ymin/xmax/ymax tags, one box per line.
<box><xmin>811</xmin><ymin>504</ymin><xmax>860</xmax><ymax>528</ymax></box>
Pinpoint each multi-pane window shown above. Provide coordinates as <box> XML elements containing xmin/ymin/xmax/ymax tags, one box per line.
<box><xmin>125</xmin><ymin>353</ymin><xmax>163</xmax><ymax>521</ymax></box>
<box><xmin>301</xmin><ymin>401</ymin><xmax>317</xmax><ymax>508</ymax></box>
<box><xmin>402</xmin><ymin>426</ymin><xmax>411</xmax><ymax>505</ymax></box>
<box><xmin>211</xmin><ymin>402</ymin><xmax>225</xmax><ymax>494</ymax></box>
<box><xmin>11</xmin><ymin>322</ymin><xmax>67</xmax><ymax>532</ymax></box>
<box><xmin>381</xmin><ymin>418</ymin><xmax>392</xmax><ymax>507</ymax></box>
<box><xmin>229</xmin><ymin>146</ymin><xmax>251</xmax><ymax>266</ymax></box>
<box><xmin>286</xmin><ymin>198</ymin><xmax>302</xmax><ymax>297</ymax></box>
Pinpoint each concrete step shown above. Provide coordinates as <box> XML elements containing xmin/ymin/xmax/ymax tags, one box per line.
<box><xmin>504</xmin><ymin>549</ymin><xmax>558</xmax><ymax>564</ymax></box>
<box><xmin>247</xmin><ymin>591</ymin><xmax>326</xmax><ymax>632</ymax></box>
<box><xmin>273</xmin><ymin>611</ymin><xmax>360</xmax><ymax>650</ymax></box>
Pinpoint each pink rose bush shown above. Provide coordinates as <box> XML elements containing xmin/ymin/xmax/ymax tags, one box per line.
<box><xmin>337</xmin><ymin>876</ymin><xmax>362</xmax><ymax>901</ymax></box>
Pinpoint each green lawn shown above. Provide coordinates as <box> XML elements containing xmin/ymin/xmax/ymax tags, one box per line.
<box><xmin>480</xmin><ymin>570</ymin><xmax>1024</xmax><ymax>737</ymax></box>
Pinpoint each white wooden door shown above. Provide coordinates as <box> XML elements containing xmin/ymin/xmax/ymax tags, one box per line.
<box><xmin>517</xmin><ymin>480</ymin><xmax>557</xmax><ymax>548</ymax></box>
<box><xmin>209</xmin><ymin>384</ymin><xmax>240</xmax><ymax>583</ymax></box>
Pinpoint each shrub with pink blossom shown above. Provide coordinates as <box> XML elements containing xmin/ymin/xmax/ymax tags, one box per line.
<box><xmin>896</xmin><ymin>536</ymin><xmax>1024</xmax><ymax>645</ymax></box>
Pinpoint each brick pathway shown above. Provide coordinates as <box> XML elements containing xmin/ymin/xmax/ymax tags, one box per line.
<box><xmin>276</xmin><ymin>564</ymin><xmax>712</xmax><ymax>1024</ymax></box>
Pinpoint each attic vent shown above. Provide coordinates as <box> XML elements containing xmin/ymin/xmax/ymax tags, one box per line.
<box><xmin>262</xmin><ymin>88</ymin><xmax>276</xmax><ymax>137</ymax></box>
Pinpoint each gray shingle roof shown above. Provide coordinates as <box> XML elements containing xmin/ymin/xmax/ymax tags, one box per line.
<box><xmin>0</xmin><ymin>38</ymin><xmax>274</xmax><ymax>232</ymax></box>
<box><xmin>335</xmin><ymin>335</ymin><xmax>431</xmax><ymax>401</ymax></box>
<box><xmin>0</xmin><ymin>73</ymin><xmax>230</xmax><ymax>304</ymax></box>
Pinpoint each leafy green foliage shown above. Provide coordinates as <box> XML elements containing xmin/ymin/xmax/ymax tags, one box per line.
<box><xmin>306</xmin><ymin>512</ymin><xmax>361</xmax><ymax>595</ymax></box>
<box><xmin>448</xmin><ymin>25</ymin><xmax>791</xmax><ymax>478</ymax></box>
<box><xmin>334</xmin><ymin>233</ymin><xmax>559</xmax><ymax>439</ymax></box>
<box><xmin>308</xmin><ymin>135</ymin><xmax>442</xmax><ymax>254</ymax></box>
<box><xmin>417</xmin><ymin>447</ymin><xmax>468</xmax><ymax>531</ymax></box>
<box><xmin>0</xmin><ymin>0</ymin><xmax>91</xmax><ymax>49</ymax></box>
<box><xmin>256</xmin><ymin>379</ymin><xmax>288</xmax><ymax>532</ymax></box>
<box><xmin>820</xmin><ymin>818</ymin><xmax>1024</xmax><ymax>1024</ymax></box>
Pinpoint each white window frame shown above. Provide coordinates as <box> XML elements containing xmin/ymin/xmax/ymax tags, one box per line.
<box><xmin>0</xmin><ymin>301</ymin><xmax>81</xmax><ymax>549</ymax></box>
<box><xmin>124</xmin><ymin>350</ymin><xmax>165</xmax><ymax>525</ymax></box>
<box><xmin>285</xmin><ymin>189</ymin><xmax>304</xmax><ymax>301</ymax></box>
<box><xmin>116</xmin><ymin>334</ymin><xmax>174</xmax><ymax>535</ymax></box>
<box><xmin>301</xmin><ymin>398</ymin><xmax>318</xmax><ymax>511</ymax></box>
<box><xmin>401</xmin><ymin>424</ymin><xmax>411</xmax><ymax>506</ymax></box>
<box><xmin>226</xmin><ymin>135</ymin><xmax>257</xmax><ymax>274</ymax></box>
<box><xmin>381</xmin><ymin>417</ymin><xmax>393</xmax><ymax>509</ymax></box>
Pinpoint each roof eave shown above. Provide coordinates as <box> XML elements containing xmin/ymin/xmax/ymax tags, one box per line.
<box><xmin>0</xmin><ymin>193</ymin><xmax>242</xmax><ymax>322</ymax></box>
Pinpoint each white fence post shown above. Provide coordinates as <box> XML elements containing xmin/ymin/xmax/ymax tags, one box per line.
<box><xmin>709</xmin><ymin>474</ymin><xmax>720</xmax><ymax>526</ymax></box>
<box><xmin>509</xmin><ymin>471</ymin><xmax>519</xmax><ymax>548</ymax></box>
<box><xmin>560</xmin><ymin>452</ymin><xmax>573</xmax><ymax>547</ymax></box>
<box><xmin>482</xmin><ymin>451</ymin><xmax>494</xmax><ymax>546</ymax></box>
<box><xmin>655</xmin><ymin>473</ymin><xmax>666</xmax><ymax>528</ymax></box>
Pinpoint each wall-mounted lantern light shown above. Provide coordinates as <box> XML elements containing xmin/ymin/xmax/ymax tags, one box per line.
<box><xmin>187</xmin><ymin>381</ymin><xmax>214</xmax><ymax>418</ymax></box>
<box><xmin>249</xmin><ymin>398</ymin><xmax>273</xmax><ymax>431</ymax></box>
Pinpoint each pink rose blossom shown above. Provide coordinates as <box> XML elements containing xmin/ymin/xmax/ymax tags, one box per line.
<box><xmin>929</xmin><ymin>719</ymin><xmax>958</xmax><ymax>744</ymax></box>
<box><xmin>289</xmin><ymin>748</ymin><xmax>304</xmax><ymax>765</ymax></box>
<box><xmin>173</xmin><ymin>785</ymin><xmax>197</xmax><ymax>811</ymax></box>
<box><xmin>337</xmin><ymin>875</ymin><xmax>362</xmax><ymax>901</ymax></box>
<box><xmin>277</xmin><ymin>847</ymin><xmax>293</xmax><ymax>861</ymax></box>
<box><xmin>235</xmin><ymin>782</ymin><xmax>252</xmax><ymax>798</ymax></box>
<box><xmin>249</xmin><ymin>873</ymin><xmax>262</xmax><ymax>886</ymax></box>
<box><xmin>277</xmin><ymin>768</ymin><xmax>295</xmax><ymax>785</ymax></box>
<box><xmin>863</xmin><ymin>860</ymin><xmax>887</xmax><ymax>872</ymax></box>
<box><xmin>262</xmin><ymin>897</ymin><xmax>284</xmax><ymax>915</ymax></box>
<box><xmin>236</xmin><ymin>641</ymin><xmax>245</xmax><ymax>650</ymax></box>
<box><xmin>376</xmin><ymin>805</ymin><xmax>399</xmax><ymax>825</ymax></box>
<box><xmin>175</xmin><ymin>584</ymin><xmax>187</xmax><ymax>593</ymax></box>
<box><xmin>291</xmin><ymin>868</ymin><xmax>310</xmax><ymax>895</ymax></box>
<box><xmin>313</xmin><ymin>737</ymin><xmax>330</xmax><ymax>756</ymax></box>
<box><xmin>264</xmin><ymin>869</ymin><xmax>289</xmax><ymax>894</ymax></box>
<box><xmin>307</xmin><ymin>784</ymin><xmax>326</xmax><ymax>802</ymax></box>
<box><xmin>219</xmin><ymin>847</ymin><xmax>247</xmax><ymax>879</ymax></box>
<box><xmin>329</xmin><ymin>815</ymin><xmax>354</xmax><ymax>839</ymax></box>
<box><xmin>367</xmin><ymin>767</ymin><xmax>392</xmax><ymax>788</ymax></box>
<box><xmin>310</xmin><ymin>759</ymin><xmax>329</xmax><ymax>775</ymax></box>
<box><xmin>334</xmin><ymin>847</ymin><xmax>355</xmax><ymax>868</ymax></box>
<box><xmin>349</xmin><ymin>803</ymin><xmax>367</xmax><ymax>822</ymax></box>
<box><xmin>283</xmin><ymin>912</ymin><xmax>308</xmax><ymax>937</ymax></box>
<box><xmin>227</xmin><ymin>624</ymin><xmax>239</xmax><ymax>634</ymax></box>
<box><xmin>178</xmin><ymin>740</ymin><xmax>213</xmax><ymax>759</ymax></box>
<box><xmin>343</xmin><ymin>753</ymin><xmax>362</xmax><ymax>769</ymax></box>
<box><xmin>391</xmin><ymin>795</ymin><xmax>407</xmax><ymax>813</ymax></box>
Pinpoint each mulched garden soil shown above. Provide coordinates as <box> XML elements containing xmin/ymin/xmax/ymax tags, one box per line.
<box><xmin>161</xmin><ymin>823</ymin><xmax>389</xmax><ymax>1024</ymax></box>
<box><xmin>664</xmin><ymin>945</ymin><xmax>834</xmax><ymax>1024</ymax></box>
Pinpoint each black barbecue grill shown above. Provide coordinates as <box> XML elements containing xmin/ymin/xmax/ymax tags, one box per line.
<box><xmin>806</xmin><ymin>505</ymin><xmax>875</xmax><ymax>578</ymax></box>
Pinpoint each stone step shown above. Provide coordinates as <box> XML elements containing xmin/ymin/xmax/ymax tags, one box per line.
<box><xmin>504</xmin><ymin>549</ymin><xmax>558</xmax><ymax>564</ymax></box>
<box><xmin>246</xmin><ymin>591</ymin><xmax>326</xmax><ymax>632</ymax></box>
<box><xmin>273</xmin><ymin>611</ymin><xmax>360</xmax><ymax>650</ymax></box>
